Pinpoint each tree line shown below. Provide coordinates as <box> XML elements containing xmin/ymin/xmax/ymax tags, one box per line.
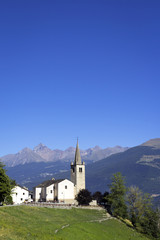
<box><xmin>76</xmin><ymin>172</ymin><xmax>160</xmax><ymax>239</ymax></box>
<box><xmin>0</xmin><ymin>162</ymin><xmax>15</xmax><ymax>205</ymax></box>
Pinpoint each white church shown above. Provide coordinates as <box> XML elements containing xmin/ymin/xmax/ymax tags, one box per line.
<box><xmin>34</xmin><ymin>140</ymin><xmax>85</xmax><ymax>204</ymax></box>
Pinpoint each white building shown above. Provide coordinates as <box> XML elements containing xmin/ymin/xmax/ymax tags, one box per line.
<box><xmin>34</xmin><ymin>140</ymin><xmax>86</xmax><ymax>204</ymax></box>
<box><xmin>12</xmin><ymin>185</ymin><xmax>32</xmax><ymax>204</ymax></box>
<box><xmin>34</xmin><ymin>179</ymin><xmax>74</xmax><ymax>204</ymax></box>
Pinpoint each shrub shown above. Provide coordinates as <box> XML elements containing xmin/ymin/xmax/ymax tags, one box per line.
<box><xmin>76</xmin><ymin>189</ymin><xmax>92</xmax><ymax>205</ymax></box>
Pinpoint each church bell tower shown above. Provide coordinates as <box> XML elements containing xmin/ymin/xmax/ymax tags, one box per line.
<box><xmin>71</xmin><ymin>139</ymin><xmax>85</xmax><ymax>195</ymax></box>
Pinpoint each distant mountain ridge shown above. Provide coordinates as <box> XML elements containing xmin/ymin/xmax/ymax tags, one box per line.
<box><xmin>1</xmin><ymin>148</ymin><xmax>46</xmax><ymax>167</ymax></box>
<box><xmin>1</xmin><ymin>144</ymin><xmax>128</xmax><ymax>167</ymax></box>
<box><xmin>84</xmin><ymin>138</ymin><xmax>160</xmax><ymax>195</ymax></box>
<box><xmin>141</xmin><ymin>138</ymin><xmax>160</xmax><ymax>148</ymax></box>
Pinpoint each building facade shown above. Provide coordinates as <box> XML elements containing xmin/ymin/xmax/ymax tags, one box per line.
<box><xmin>34</xmin><ymin>179</ymin><xmax>74</xmax><ymax>203</ymax></box>
<box><xmin>12</xmin><ymin>185</ymin><xmax>32</xmax><ymax>204</ymax></box>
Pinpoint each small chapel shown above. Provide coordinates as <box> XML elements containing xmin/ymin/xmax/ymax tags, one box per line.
<box><xmin>34</xmin><ymin>140</ymin><xmax>85</xmax><ymax>203</ymax></box>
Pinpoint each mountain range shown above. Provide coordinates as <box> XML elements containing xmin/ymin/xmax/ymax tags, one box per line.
<box><xmin>85</xmin><ymin>138</ymin><xmax>160</xmax><ymax>194</ymax></box>
<box><xmin>0</xmin><ymin>143</ymin><xmax>128</xmax><ymax>190</ymax></box>
<box><xmin>1</xmin><ymin>143</ymin><xmax>128</xmax><ymax>167</ymax></box>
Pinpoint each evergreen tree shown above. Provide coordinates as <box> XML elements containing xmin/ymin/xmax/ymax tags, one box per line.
<box><xmin>109</xmin><ymin>172</ymin><xmax>127</xmax><ymax>218</ymax></box>
<box><xmin>0</xmin><ymin>162</ymin><xmax>12</xmax><ymax>203</ymax></box>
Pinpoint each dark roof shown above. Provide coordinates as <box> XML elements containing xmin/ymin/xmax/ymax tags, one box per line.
<box><xmin>35</xmin><ymin>179</ymin><xmax>65</xmax><ymax>188</ymax></box>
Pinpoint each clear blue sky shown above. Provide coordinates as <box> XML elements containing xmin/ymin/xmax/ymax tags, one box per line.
<box><xmin>0</xmin><ymin>0</ymin><xmax>160</xmax><ymax>156</ymax></box>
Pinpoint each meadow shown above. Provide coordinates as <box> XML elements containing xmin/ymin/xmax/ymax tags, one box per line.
<box><xmin>0</xmin><ymin>206</ymin><xmax>150</xmax><ymax>240</ymax></box>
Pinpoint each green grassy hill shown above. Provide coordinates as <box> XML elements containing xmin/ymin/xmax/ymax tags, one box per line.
<box><xmin>0</xmin><ymin>206</ymin><xmax>150</xmax><ymax>240</ymax></box>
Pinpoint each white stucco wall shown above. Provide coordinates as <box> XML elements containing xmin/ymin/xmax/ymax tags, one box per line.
<box><xmin>46</xmin><ymin>184</ymin><xmax>54</xmax><ymax>201</ymax></box>
<box><xmin>12</xmin><ymin>186</ymin><xmax>29</xmax><ymax>204</ymax></box>
<box><xmin>58</xmin><ymin>179</ymin><xmax>74</xmax><ymax>202</ymax></box>
<box><xmin>35</xmin><ymin>187</ymin><xmax>42</xmax><ymax>202</ymax></box>
<box><xmin>41</xmin><ymin>187</ymin><xmax>46</xmax><ymax>200</ymax></box>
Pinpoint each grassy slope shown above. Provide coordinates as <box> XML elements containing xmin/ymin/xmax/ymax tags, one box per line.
<box><xmin>0</xmin><ymin>206</ymin><xmax>150</xmax><ymax>240</ymax></box>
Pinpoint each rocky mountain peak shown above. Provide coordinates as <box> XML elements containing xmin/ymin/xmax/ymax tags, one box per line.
<box><xmin>36</xmin><ymin>143</ymin><xmax>46</xmax><ymax>148</ymax></box>
<box><xmin>65</xmin><ymin>147</ymin><xmax>75</xmax><ymax>152</ymax></box>
<box><xmin>92</xmin><ymin>145</ymin><xmax>101</xmax><ymax>151</ymax></box>
<box><xmin>18</xmin><ymin>147</ymin><xmax>32</xmax><ymax>154</ymax></box>
<box><xmin>33</xmin><ymin>143</ymin><xmax>52</xmax><ymax>153</ymax></box>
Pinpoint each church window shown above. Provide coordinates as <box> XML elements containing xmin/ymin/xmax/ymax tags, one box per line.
<box><xmin>21</xmin><ymin>198</ymin><xmax>23</xmax><ymax>201</ymax></box>
<box><xmin>23</xmin><ymin>192</ymin><xmax>25</xmax><ymax>195</ymax></box>
<box><xmin>79</xmin><ymin>168</ymin><xmax>82</xmax><ymax>172</ymax></box>
<box><xmin>50</xmin><ymin>190</ymin><xmax>52</xmax><ymax>193</ymax></box>
<box><xmin>65</xmin><ymin>185</ymin><xmax>67</xmax><ymax>189</ymax></box>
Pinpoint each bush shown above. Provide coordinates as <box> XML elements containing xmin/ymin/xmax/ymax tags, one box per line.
<box><xmin>76</xmin><ymin>189</ymin><xmax>92</xmax><ymax>205</ymax></box>
<box><xmin>4</xmin><ymin>195</ymin><xmax>13</xmax><ymax>205</ymax></box>
<box><xmin>92</xmin><ymin>191</ymin><xmax>103</xmax><ymax>205</ymax></box>
<box><xmin>140</xmin><ymin>207</ymin><xmax>160</xmax><ymax>238</ymax></box>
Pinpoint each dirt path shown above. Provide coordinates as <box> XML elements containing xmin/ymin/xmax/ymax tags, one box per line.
<box><xmin>55</xmin><ymin>224</ymin><xmax>70</xmax><ymax>234</ymax></box>
<box><xmin>54</xmin><ymin>213</ymin><xmax>113</xmax><ymax>234</ymax></box>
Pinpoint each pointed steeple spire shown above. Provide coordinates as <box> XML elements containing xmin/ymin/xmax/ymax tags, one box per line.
<box><xmin>74</xmin><ymin>138</ymin><xmax>82</xmax><ymax>165</ymax></box>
